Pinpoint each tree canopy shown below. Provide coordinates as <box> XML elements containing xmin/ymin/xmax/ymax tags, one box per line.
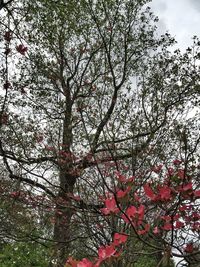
<box><xmin>0</xmin><ymin>0</ymin><xmax>199</xmax><ymax>266</ymax></box>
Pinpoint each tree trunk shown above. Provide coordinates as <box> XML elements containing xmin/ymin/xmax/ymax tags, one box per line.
<box><xmin>51</xmin><ymin>97</ymin><xmax>75</xmax><ymax>266</ymax></box>
<box><xmin>52</xmin><ymin>169</ymin><xmax>76</xmax><ymax>267</ymax></box>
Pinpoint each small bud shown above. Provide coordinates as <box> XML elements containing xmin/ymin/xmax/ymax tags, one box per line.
<box><xmin>16</xmin><ymin>44</ymin><xmax>28</xmax><ymax>55</ymax></box>
<box><xmin>0</xmin><ymin>113</ymin><xmax>9</xmax><ymax>125</ymax></box>
<box><xmin>3</xmin><ymin>81</ymin><xmax>11</xmax><ymax>89</ymax></box>
<box><xmin>4</xmin><ymin>31</ymin><xmax>12</xmax><ymax>42</ymax></box>
<box><xmin>4</xmin><ymin>48</ymin><xmax>11</xmax><ymax>55</ymax></box>
<box><xmin>21</xmin><ymin>88</ymin><xmax>27</xmax><ymax>94</ymax></box>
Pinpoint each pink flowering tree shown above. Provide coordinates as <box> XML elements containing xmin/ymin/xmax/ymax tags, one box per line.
<box><xmin>64</xmin><ymin>159</ymin><xmax>200</xmax><ymax>267</ymax></box>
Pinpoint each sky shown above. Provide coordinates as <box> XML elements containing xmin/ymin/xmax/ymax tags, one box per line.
<box><xmin>149</xmin><ymin>0</ymin><xmax>200</xmax><ymax>50</ymax></box>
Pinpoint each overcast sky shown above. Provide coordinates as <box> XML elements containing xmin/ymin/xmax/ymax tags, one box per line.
<box><xmin>149</xmin><ymin>0</ymin><xmax>200</xmax><ymax>50</ymax></box>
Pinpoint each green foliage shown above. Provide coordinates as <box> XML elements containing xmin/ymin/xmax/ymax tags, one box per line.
<box><xmin>0</xmin><ymin>242</ymin><xmax>50</xmax><ymax>267</ymax></box>
<box><xmin>134</xmin><ymin>257</ymin><xmax>175</xmax><ymax>267</ymax></box>
<box><xmin>134</xmin><ymin>256</ymin><xmax>157</xmax><ymax>267</ymax></box>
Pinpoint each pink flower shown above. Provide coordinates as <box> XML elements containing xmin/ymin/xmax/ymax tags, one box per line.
<box><xmin>182</xmin><ymin>183</ymin><xmax>193</xmax><ymax>192</ymax></box>
<box><xmin>184</xmin><ymin>243</ymin><xmax>194</xmax><ymax>253</ymax></box>
<box><xmin>100</xmin><ymin>198</ymin><xmax>119</xmax><ymax>215</ymax></box>
<box><xmin>177</xmin><ymin>182</ymin><xmax>193</xmax><ymax>193</ymax></box>
<box><xmin>122</xmin><ymin>205</ymin><xmax>145</xmax><ymax>224</ymax></box>
<box><xmin>173</xmin><ymin>159</ymin><xmax>182</xmax><ymax>165</ymax></box>
<box><xmin>137</xmin><ymin>224</ymin><xmax>150</xmax><ymax>235</ymax></box>
<box><xmin>98</xmin><ymin>245</ymin><xmax>117</xmax><ymax>260</ymax></box>
<box><xmin>143</xmin><ymin>184</ymin><xmax>157</xmax><ymax>201</ymax></box>
<box><xmin>158</xmin><ymin>186</ymin><xmax>172</xmax><ymax>201</ymax></box>
<box><xmin>116</xmin><ymin>186</ymin><xmax>131</xmax><ymax>199</ymax></box>
<box><xmin>177</xmin><ymin>169</ymin><xmax>185</xmax><ymax>179</ymax></box>
<box><xmin>175</xmin><ymin>221</ymin><xmax>184</xmax><ymax>229</ymax></box>
<box><xmin>122</xmin><ymin>206</ymin><xmax>137</xmax><ymax>223</ymax></box>
<box><xmin>113</xmin><ymin>233</ymin><xmax>128</xmax><ymax>246</ymax></box>
<box><xmin>153</xmin><ymin>226</ymin><xmax>160</xmax><ymax>234</ymax></box>
<box><xmin>66</xmin><ymin>257</ymin><xmax>78</xmax><ymax>267</ymax></box>
<box><xmin>162</xmin><ymin>223</ymin><xmax>172</xmax><ymax>231</ymax></box>
<box><xmin>194</xmin><ymin>190</ymin><xmax>200</xmax><ymax>198</ymax></box>
<box><xmin>151</xmin><ymin>164</ymin><xmax>163</xmax><ymax>173</ymax></box>
<box><xmin>10</xmin><ymin>191</ymin><xmax>20</xmax><ymax>198</ymax></box>
<box><xmin>115</xmin><ymin>171</ymin><xmax>134</xmax><ymax>183</ymax></box>
<box><xmin>167</xmin><ymin>167</ymin><xmax>174</xmax><ymax>176</ymax></box>
<box><xmin>77</xmin><ymin>258</ymin><xmax>94</xmax><ymax>267</ymax></box>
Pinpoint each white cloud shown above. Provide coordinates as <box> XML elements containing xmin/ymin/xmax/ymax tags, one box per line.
<box><xmin>150</xmin><ymin>0</ymin><xmax>200</xmax><ymax>50</ymax></box>
<box><xmin>190</xmin><ymin>0</ymin><xmax>200</xmax><ymax>11</ymax></box>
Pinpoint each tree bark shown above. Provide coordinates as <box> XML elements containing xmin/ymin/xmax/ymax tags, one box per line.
<box><xmin>52</xmin><ymin>171</ymin><xmax>76</xmax><ymax>267</ymax></box>
<box><xmin>51</xmin><ymin>95</ymin><xmax>76</xmax><ymax>266</ymax></box>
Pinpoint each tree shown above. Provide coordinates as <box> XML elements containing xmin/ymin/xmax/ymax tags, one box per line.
<box><xmin>0</xmin><ymin>0</ymin><xmax>14</xmax><ymax>10</ymax></box>
<box><xmin>0</xmin><ymin>0</ymin><xmax>199</xmax><ymax>266</ymax></box>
